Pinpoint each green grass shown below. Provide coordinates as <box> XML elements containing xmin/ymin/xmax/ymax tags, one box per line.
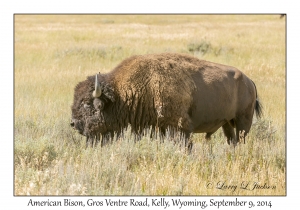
<box><xmin>14</xmin><ymin>14</ymin><xmax>285</xmax><ymax>195</ymax></box>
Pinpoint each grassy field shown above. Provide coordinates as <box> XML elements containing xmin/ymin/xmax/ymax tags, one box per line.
<box><xmin>14</xmin><ymin>15</ymin><xmax>286</xmax><ymax>195</ymax></box>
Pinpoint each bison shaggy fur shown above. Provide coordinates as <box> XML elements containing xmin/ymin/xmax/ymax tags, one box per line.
<box><xmin>70</xmin><ymin>53</ymin><xmax>262</xmax><ymax>150</ymax></box>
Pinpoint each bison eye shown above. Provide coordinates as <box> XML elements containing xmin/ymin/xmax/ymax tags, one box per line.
<box><xmin>81</xmin><ymin>101</ymin><xmax>91</xmax><ymax>109</ymax></box>
<box><xmin>83</xmin><ymin>104</ymin><xmax>90</xmax><ymax>109</ymax></box>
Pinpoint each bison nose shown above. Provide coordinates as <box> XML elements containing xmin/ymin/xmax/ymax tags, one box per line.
<box><xmin>70</xmin><ymin>120</ymin><xmax>75</xmax><ymax>127</ymax></box>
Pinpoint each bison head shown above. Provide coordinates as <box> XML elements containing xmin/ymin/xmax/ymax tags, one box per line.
<box><xmin>70</xmin><ymin>74</ymin><xmax>115</xmax><ymax>143</ymax></box>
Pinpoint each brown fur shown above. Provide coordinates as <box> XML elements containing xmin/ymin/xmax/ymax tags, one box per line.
<box><xmin>70</xmin><ymin>53</ymin><xmax>262</xmax><ymax>149</ymax></box>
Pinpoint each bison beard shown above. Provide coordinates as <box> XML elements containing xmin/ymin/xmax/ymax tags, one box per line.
<box><xmin>70</xmin><ymin>53</ymin><xmax>262</xmax><ymax>151</ymax></box>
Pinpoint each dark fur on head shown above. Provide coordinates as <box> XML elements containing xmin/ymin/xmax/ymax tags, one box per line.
<box><xmin>71</xmin><ymin>74</ymin><xmax>117</xmax><ymax>145</ymax></box>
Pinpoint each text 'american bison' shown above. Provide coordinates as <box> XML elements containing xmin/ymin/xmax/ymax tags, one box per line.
<box><xmin>70</xmin><ymin>53</ymin><xmax>262</xmax><ymax>151</ymax></box>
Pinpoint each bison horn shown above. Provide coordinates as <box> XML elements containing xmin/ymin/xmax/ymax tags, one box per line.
<box><xmin>92</xmin><ymin>74</ymin><xmax>102</xmax><ymax>98</ymax></box>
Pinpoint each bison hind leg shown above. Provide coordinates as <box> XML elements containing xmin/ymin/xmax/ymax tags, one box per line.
<box><xmin>222</xmin><ymin>122</ymin><xmax>236</xmax><ymax>145</ymax></box>
<box><xmin>235</xmin><ymin>114</ymin><xmax>253</xmax><ymax>145</ymax></box>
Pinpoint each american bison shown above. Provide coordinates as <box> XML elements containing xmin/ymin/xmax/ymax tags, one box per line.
<box><xmin>70</xmin><ymin>53</ymin><xmax>262</xmax><ymax>150</ymax></box>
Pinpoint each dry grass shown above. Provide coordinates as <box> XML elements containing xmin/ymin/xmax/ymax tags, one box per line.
<box><xmin>14</xmin><ymin>14</ymin><xmax>285</xmax><ymax>195</ymax></box>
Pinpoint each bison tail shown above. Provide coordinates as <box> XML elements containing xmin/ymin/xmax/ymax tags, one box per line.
<box><xmin>255</xmin><ymin>99</ymin><xmax>263</xmax><ymax>119</ymax></box>
<box><xmin>251</xmin><ymin>79</ymin><xmax>263</xmax><ymax>119</ymax></box>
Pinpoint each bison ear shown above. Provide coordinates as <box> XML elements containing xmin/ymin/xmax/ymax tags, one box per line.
<box><xmin>93</xmin><ymin>98</ymin><xmax>105</xmax><ymax>110</ymax></box>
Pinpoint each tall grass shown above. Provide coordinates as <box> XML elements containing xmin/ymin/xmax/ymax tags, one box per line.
<box><xmin>14</xmin><ymin>15</ymin><xmax>285</xmax><ymax>195</ymax></box>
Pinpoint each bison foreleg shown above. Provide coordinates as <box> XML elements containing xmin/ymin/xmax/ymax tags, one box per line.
<box><xmin>185</xmin><ymin>138</ymin><xmax>193</xmax><ymax>154</ymax></box>
<box><xmin>205</xmin><ymin>132</ymin><xmax>213</xmax><ymax>141</ymax></box>
<box><xmin>183</xmin><ymin>131</ymin><xmax>193</xmax><ymax>153</ymax></box>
